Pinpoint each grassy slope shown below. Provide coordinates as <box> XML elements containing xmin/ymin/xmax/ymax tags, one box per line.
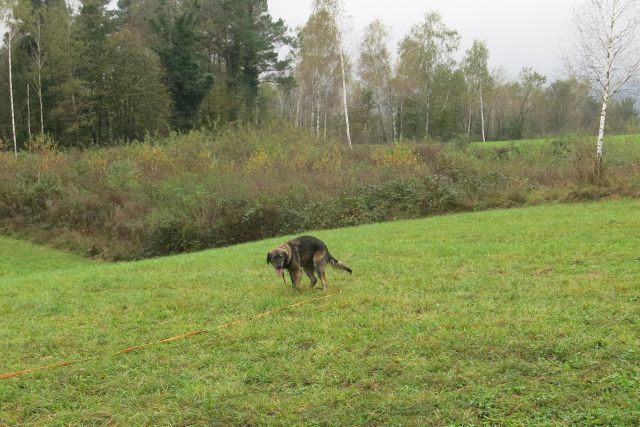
<box><xmin>0</xmin><ymin>236</ymin><xmax>95</xmax><ymax>278</ymax></box>
<box><xmin>1</xmin><ymin>200</ymin><xmax>639</xmax><ymax>425</ymax></box>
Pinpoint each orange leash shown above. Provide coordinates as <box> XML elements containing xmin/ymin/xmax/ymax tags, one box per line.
<box><xmin>1</xmin><ymin>291</ymin><xmax>338</xmax><ymax>380</ymax></box>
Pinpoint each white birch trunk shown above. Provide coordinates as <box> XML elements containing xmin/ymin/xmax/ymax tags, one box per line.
<box><xmin>391</xmin><ymin>109</ymin><xmax>397</xmax><ymax>142</ymax></box>
<box><xmin>596</xmin><ymin>94</ymin><xmax>608</xmax><ymax>177</ymax></box>
<box><xmin>27</xmin><ymin>84</ymin><xmax>32</xmax><ymax>140</ymax></box>
<box><xmin>425</xmin><ymin>97</ymin><xmax>430</xmax><ymax>139</ymax></box>
<box><xmin>38</xmin><ymin>72</ymin><xmax>44</xmax><ymax>135</ymax></box>
<box><xmin>34</xmin><ymin>15</ymin><xmax>45</xmax><ymax>135</ymax></box>
<box><xmin>323</xmin><ymin>91</ymin><xmax>328</xmax><ymax>140</ymax></box>
<box><xmin>375</xmin><ymin>99</ymin><xmax>388</xmax><ymax>143</ymax></box>
<box><xmin>339</xmin><ymin>47</ymin><xmax>352</xmax><ymax>149</ymax></box>
<box><xmin>480</xmin><ymin>86</ymin><xmax>486</xmax><ymax>143</ymax></box>
<box><xmin>316</xmin><ymin>86</ymin><xmax>321</xmax><ymax>139</ymax></box>
<box><xmin>595</xmin><ymin>10</ymin><xmax>613</xmax><ymax>181</ymax></box>
<box><xmin>295</xmin><ymin>94</ymin><xmax>301</xmax><ymax>128</ymax></box>
<box><xmin>8</xmin><ymin>32</ymin><xmax>17</xmax><ymax>156</ymax></box>
<box><xmin>399</xmin><ymin>99</ymin><xmax>403</xmax><ymax>140</ymax></box>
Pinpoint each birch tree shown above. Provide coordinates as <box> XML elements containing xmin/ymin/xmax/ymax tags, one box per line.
<box><xmin>294</xmin><ymin>7</ymin><xmax>340</xmax><ymax>139</ymax></box>
<box><xmin>513</xmin><ymin>67</ymin><xmax>546</xmax><ymax>139</ymax></box>
<box><xmin>1</xmin><ymin>0</ymin><xmax>21</xmax><ymax>155</ymax></box>
<box><xmin>359</xmin><ymin>19</ymin><xmax>397</xmax><ymax>142</ymax></box>
<box><xmin>312</xmin><ymin>0</ymin><xmax>352</xmax><ymax>148</ymax></box>
<box><xmin>397</xmin><ymin>12</ymin><xmax>459</xmax><ymax>139</ymax></box>
<box><xmin>567</xmin><ymin>0</ymin><xmax>640</xmax><ymax>179</ymax></box>
<box><xmin>28</xmin><ymin>10</ymin><xmax>45</xmax><ymax>136</ymax></box>
<box><xmin>462</xmin><ymin>39</ymin><xmax>490</xmax><ymax>142</ymax></box>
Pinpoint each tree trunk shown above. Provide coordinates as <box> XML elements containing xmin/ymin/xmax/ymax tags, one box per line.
<box><xmin>323</xmin><ymin>91</ymin><xmax>328</xmax><ymax>141</ymax></box>
<box><xmin>480</xmin><ymin>86</ymin><xmax>486</xmax><ymax>143</ymax></box>
<box><xmin>389</xmin><ymin>99</ymin><xmax>397</xmax><ymax>142</ymax></box>
<box><xmin>295</xmin><ymin>93</ymin><xmax>301</xmax><ymax>128</ymax></box>
<box><xmin>34</xmin><ymin>15</ymin><xmax>45</xmax><ymax>135</ymax></box>
<box><xmin>375</xmin><ymin>99</ymin><xmax>388</xmax><ymax>143</ymax></box>
<box><xmin>425</xmin><ymin>99</ymin><xmax>431</xmax><ymax>139</ymax></box>
<box><xmin>38</xmin><ymin>72</ymin><xmax>44</xmax><ymax>135</ymax></box>
<box><xmin>338</xmin><ymin>47</ymin><xmax>352</xmax><ymax>149</ymax></box>
<box><xmin>8</xmin><ymin>33</ymin><xmax>17</xmax><ymax>156</ymax></box>
<box><xmin>399</xmin><ymin>99</ymin><xmax>403</xmax><ymax>140</ymax></box>
<box><xmin>596</xmin><ymin>94</ymin><xmax>608</xmax><ymax>182</ymax></box>
<box><xmin>27</xmin><ymin>84</ymin><xmax>32</xmax><ymax>141</ymax></box>
<box><xmin>316</xmin><ymin>86</ymin><xmax>321</xmax><ymax>139</ymax></box>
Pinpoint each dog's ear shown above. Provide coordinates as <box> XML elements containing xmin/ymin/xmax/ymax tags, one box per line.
<box><xmin>266</xmin><ymin>252</ymin><xmax>272</xmax><ymax>265</ymax></box>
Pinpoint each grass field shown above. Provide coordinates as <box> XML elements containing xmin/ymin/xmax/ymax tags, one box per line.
<box><xmin>470</xmin><ymin>133</ymin><xmax>640</xmax><ymax>150</ymax></box>
<box><xmin>1</xmin><ymin>199</ymin><xmax>639</xmax><ymax>425</ymax></box>
<box><xmin>0</xmin><ymin>237</ymin><xmax>96</xmax><ymax>279</ymax></box>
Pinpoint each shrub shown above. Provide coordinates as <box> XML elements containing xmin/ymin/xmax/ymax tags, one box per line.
<box><xmin>0</xmin><ymin>127</ymin><xmax>638</xmax><ymax>260</ymax></box>
<box><xmin>371</xmin><ymin>143</ymin><xmax>420</xmax><ymax>169</ymax></box>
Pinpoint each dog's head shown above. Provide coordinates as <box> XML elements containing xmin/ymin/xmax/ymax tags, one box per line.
<box><xmin>266</xmin><ymin>245</ymin><xmax>290</xmax><ymax>277</ymax></box>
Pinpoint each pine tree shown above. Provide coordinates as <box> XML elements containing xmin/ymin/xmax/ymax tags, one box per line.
<box><xmin>73</xmin><ymin>0</ymin><xmax>114</xmax><ymax>144</ymax></box>
<box><xmin>153</xmin><ymin>0</ymin><xmax>212</xmax><ymax>131</ymax></box>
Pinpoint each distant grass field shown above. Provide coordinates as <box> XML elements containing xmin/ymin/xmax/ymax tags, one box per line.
<box><xmin>1</xmin><ymin>199</ymin><xmax>639</xmax><ymax>425</ymax></box>
<box><xmin>470</xmin><ymin>133</ymin><xmax>640</xmax><ymax>150</ymax></box>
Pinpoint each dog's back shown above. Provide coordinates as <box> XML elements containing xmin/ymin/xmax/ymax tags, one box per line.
<box><xmin>288</xmin><ymin>235</ymin><xmax>328</xmax><ymax>264</ymax></box>
<box><xmin>289</xmin><ymin>235</ymin><xmax>352</xmax><ymax>274</ymax></box>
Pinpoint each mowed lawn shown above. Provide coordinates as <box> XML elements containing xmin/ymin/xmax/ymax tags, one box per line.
<box><xmin>1</xmin><ymin>199</ymin><xmax>639</xmax><ymax>425</ymax></box>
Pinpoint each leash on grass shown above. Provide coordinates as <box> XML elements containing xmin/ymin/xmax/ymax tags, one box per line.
<box><xmin>0</xmin><ymin>289</ymin><xmax>340</xmax><ymax>381</ymax></box>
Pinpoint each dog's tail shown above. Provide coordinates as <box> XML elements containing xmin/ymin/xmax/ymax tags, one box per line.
<box><xmin>328</xmin><ymin>254</ymin><xmax>352</xmax><ymax>274</ymax></box>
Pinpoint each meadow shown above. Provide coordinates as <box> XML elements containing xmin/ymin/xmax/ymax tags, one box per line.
<box><xmin>1</xmin><ymin>199</ymin><xmax>639</xmax><ymax>425</ymax></box>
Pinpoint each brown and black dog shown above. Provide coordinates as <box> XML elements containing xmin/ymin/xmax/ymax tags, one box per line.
<box><xmin>267</xmin><ymin>235</ymin><xmax>352</xmax><ymax>291</ymax></box>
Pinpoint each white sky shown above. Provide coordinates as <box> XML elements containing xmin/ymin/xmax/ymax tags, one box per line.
<box><xmin>268</xmin><ymin>0</ymin><xmax>577</xmax><ymax>81</ymax></box>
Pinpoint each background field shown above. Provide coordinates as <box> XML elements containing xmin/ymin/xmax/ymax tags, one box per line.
<box><xmin>1</xmin><ymin>199</ymin><xmax>639</xmax><ymax>425</ymax></box>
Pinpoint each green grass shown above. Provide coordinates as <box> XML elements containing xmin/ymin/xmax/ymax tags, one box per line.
<box><xmin>0</xmin><ymin>236</ymin><xmax>95</xmax><ymax>278</ymax></box>
<box><xmin>470</xmin><ymin>133</ymin><xmax>640</xmax><ymax>149</ymax></box>
<box><xmin>1</xmin><ymin>199</ymin><xmax>639</xmax><ymax>425</ymax></box>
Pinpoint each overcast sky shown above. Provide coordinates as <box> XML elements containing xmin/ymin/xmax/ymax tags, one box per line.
<box><xmin>268</xmin><ymin>0</ymin><xmax>577</xmax><ymax>80</ymax></box>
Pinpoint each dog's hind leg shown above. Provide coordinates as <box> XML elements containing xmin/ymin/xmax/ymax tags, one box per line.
<box><xmin>313</xmin><ymin>254</ymin><xmax>328</xmax><ymax>291</ymax></box>
<box><xmin>304</xmin><ymin>267</ymin><xmax>318</xmax><ymax>288</ymax></box>
<box><xmin>316</xmin><ymin>267</ymin><xmax>328</xmax><ymax>291</ymax></box>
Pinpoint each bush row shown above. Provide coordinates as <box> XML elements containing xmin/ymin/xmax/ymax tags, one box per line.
<box><xmin>1</xmin><ymin>127</ymin><xmax>638</xmax><ymax>260</ymax></box>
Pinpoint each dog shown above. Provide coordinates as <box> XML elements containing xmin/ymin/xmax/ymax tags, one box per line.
<box><xmin>266</xmin><ymin>235</ymin><xmax>352</xmax><ymax>291</ymax></box>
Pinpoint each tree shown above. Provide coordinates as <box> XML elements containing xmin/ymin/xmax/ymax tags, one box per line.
<box><xmin>153</xmin><ymin>0</ymin><xmax>213</xmax><ymax>131</ymax></box>
<box><xmin>209</xmin><ymin>0</ymin><xmax>290</xmax><ymax>123</ymax></box>
<box><xmin>24</xmin><ymin>4</ymin><xmax>45</xmax><ymax>136</ymax></box>
<box><xmin>103</xmin><ymin>30</ymin><xmax>171</xmax><ymax>140</ymax></box>
<box><xmin>568</xmin><ymin>0</ymin><xmax>640</xmax><ymax>179</ymax></box>
<box><xmin>312</xmin><ymin>0</ymin><xmax>352</xmax><ymax>148</ymax></box>
<box><xmin>462</xmin><ymin>39</ymin><xmax>490</xmax><ymax>142</ymax></box>
<box><xmin>512</xmin><ymin>67</ymin><xmax>546</xmax><ymax>139</ymax></box>
<box><xmin>294</xmin><ymin>7</ymin><xmax>341</xmax><ymax>139</ymax></box>
<box><xmin>117</xmin><ymin>0</ymin><xmax>161</xmax><ymax>38</ymax></box>
<box><xmin>73</xmin><ymin>0</ymin><xmax>115</xmax><ymax>145</ymax></box>
<box><xmin>359</xmin><ymin>19</ymin><xmax>396</xmax><ymax>142</ymax></box>
<box><xmin>545</xmin><ymin>78</ymin><xmax>595</xmax><ymax>135</ymax></box>
<box><xmin>1</xmin><ymin>0</ymin><xmax>22</xmax><ymax>155</ymax></box>
<box><xmin>41</xmin><ymin>0</ymin><xmax>85</xmax><ymax>145</ymax></box>
<box><xmin>397</xmin><ymin>12</ymin><xmax>459</xmax><ymax>140</ymax></box>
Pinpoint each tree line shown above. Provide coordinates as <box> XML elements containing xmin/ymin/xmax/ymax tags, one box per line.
<box><xmin>1</xmin><ymin>0</ymin><xmax>638</xmax><ymax>150</ymax></box>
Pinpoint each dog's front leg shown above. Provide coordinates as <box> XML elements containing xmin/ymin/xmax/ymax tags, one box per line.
<box><xmin>289</xmin><ymin>268</ymin><xmax>303</xmax><ymax>290</ymax></box>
